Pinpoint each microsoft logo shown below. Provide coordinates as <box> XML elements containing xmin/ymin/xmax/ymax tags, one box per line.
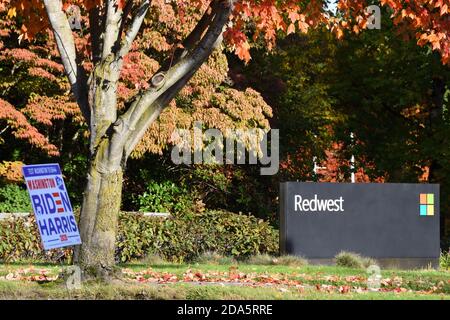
<box><xmin>420</xmin><ymin>193</ymin><xmax>434</xmax><ymax>216</ymax></box>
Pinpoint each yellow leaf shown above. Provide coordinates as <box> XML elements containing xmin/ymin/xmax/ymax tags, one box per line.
<box><xmin>287</xmin><ymin>23</ymin><xmax>295</xmax><ymax>35</ymax></box>
<box><xmin>7</xmin><ymin>7</ymin><xmax>16</xmax><ymax>18</ymax></box>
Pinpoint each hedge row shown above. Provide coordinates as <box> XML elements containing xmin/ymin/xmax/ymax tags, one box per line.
<box><xmin>0</xmin><ymin>210</ymin><xmax>279</xmax><ymax>263</ymax></box>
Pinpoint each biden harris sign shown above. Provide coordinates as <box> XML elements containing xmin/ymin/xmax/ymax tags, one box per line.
<box><xmin>280</xmin><ymin>182</ymin><xmax>440</xmax><ymax>268</ymax></box>
<box><xmin>23</xmin><ymin>164</ymin><xmax>81</xmax><ymax>250</ymax></box>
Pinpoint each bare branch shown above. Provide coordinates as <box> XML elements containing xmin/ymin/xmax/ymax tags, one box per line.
<box><xmin>117</xmin><ymin>0</ymin><xmax>151</xmax><ymax>59</ymax></box>
<box><xmin>153</xmin><ymin>1</ymin><xmax>218</xmax><ymax>75</ymax></box>
<box><xmin>122</xmin><ymin>0</ymin><xmax>233</xmax><ymax>156</ymax></box>
<box><xmin>102</xmin><ymin>0</ymin><xmax>123</xmax><ymax>58</ymax></box>
<box><xmin>119</xmin><ymin>0</ymin><xmax>220</xmax><ymax>126</ymax></box>
<box><xmin>173</xmin><ymin>1</ymin><xmax>218</xmax><ymax>59</ymax></box>
<box><xmin>116</xmin><ymin>0</ymin><xmax>135</xmax><ymax>48</ymax></box>
<box><xmin>43</xmin><ymin>0</ymin><xmax>89</xmax><ymax>122</ymax></box>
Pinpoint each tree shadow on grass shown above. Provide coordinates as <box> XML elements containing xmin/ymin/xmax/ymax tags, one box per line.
<box><xmin>0</xmin><ymin>261</ymin><xmax>67</xmax><ymax>267</ymax></box>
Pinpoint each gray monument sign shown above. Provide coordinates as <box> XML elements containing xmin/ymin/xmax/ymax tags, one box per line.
<box><xmin>280</xmin><ymin>182</ymin><xmax>440</xmax><ymax>268</ymax></box>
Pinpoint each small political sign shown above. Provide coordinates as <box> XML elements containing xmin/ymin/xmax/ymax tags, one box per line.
<box><xmin>22</xmin><ymin>163</ymin><xmax>81</xmax><ymax>250</ymax></box>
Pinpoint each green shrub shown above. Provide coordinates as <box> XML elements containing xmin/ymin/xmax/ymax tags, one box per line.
<box><xmin>0</xmin><ymin>210</ymin><xmax>278</xmax><ymax>263</ymax></box>
<box><xmin>115</xmin><ymin>212</ymin><xmax>158</xmax><ymax>263</ymax></box>
<box><xmin>136</xmin><ymin>181</ymin><xmax>194</xmax><ymax>215</ymax></box>
<box><xmin>440</xmin><ymin>250</ymin><xmax>450</xmax><ymax>270</ymax></box>
<box><xmin>0</xmin><ymin>184</ymin><xmax>31</xmax><ymax>213</ymax></box>
<box><xmin>246</xmin><ymin>254</ymin><xmax>307</xmax><ymax>266</ymax></box>
<box><xmin>275</xmin><ymin>255</ymin><xmax>308</xmax><ymax>266</ymax></box>
<box><xmin>116</xmin><ymin>210</ymin><xmax>278</xmax><ymax>263</ymax></box>
<box><xmin>139</xmin><ymin>254</ymin><xmax>167</xmax><ymax>266</ymax></box>
<box><xmin>335</xmin><ymin>251</ymin><xmax>376</xmax><ymax>269</ymax></box>
<box><xmin>0</xmin><ymin>216</ymin><xmax>70</xmax><ymax>262</ymax></box>
<box><xmin>441</xmin><ymin>235</ymin><xmax>450</xmax><ymax>252</ymax></box>
<box><xmin>246</xmin><ymin>254</ymin><xmax>276</xmax><ymax>265</ymax></box>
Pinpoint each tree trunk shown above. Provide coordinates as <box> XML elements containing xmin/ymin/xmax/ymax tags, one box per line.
<box><xmin>41</xmin><ymin>0</ymin><xmax>233</xmax><ymax>281</ymax></box>
<box><xmin>74</xmin><ymin>146</ymin><xmax>124</xmax><ymax>280</ymax></box>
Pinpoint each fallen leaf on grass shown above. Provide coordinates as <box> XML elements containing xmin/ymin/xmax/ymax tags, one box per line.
<box><xmin>316</xmin><ymin>284</ymin><xmax>336</xmax><ymax>293</ymax></box>
<box><xmin>339</xmin><ymin>285</ymin><xmax>351</xmax><ymax>294</ymax></box>
<box><xmin>354</xmin><ymin>287</ymin><xmax>367</xmax><ymax>294</ymax></box>
<box><xmin>393</xmin><ymin>287</ymin><xmax>409</xmax><ymax>293</ymax></box>
<box><xmin>324</xmin><ymin>275</ymin><xmax>340</xmax><ymax>282</ymax></box>
<box><xmin>345</xmin><ymin>275</ymin><xmax>365</xmax><ymax>283</ymax></box>
<box><xmin>381</xmin><ymin>278</ymin><xmax>392</xmax><ymax>287</ymax></box>
<box><xmin>0</xmin><ymin>267</ymin><xmax>57</xmax><ymax>282</ymax></box>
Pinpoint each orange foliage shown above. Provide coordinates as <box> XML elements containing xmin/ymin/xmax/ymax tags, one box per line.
<box><xmin>316</xmin><ymin>142</ymin><xmax>385</xmax><ymax>183</ymax></box>
<box><xmin>280</xmin><ymin>141</ymin><xmax>386</xmax><ymax>183</ymax></box>
<box><xmin>1</xmin><ymin>0</ymin><xmax>449</xmax><ymax>158</ymax></box>
<box><xmin>0</xmin><ymin>28</ymin><xmax>81</xmax><ymax>155</ymax></box>
<box><xmin>132</xmin><ymin>50</ymin><xmax>273</xmax><ymax>157</ymax></box>
<box><xmin>0</xmin><ymin>161</ymin><xmax>23</xmax><ymax>183</ymax></box>
<box><xmin>338</xmin><ymin>0</ymin><xmax>450</xmax><ymax>64</ymax></box>
<box><xmin>5</xmin><ymin>0</ymin><xmax>448</xmax><ymax>64</ymax></box>
<box><xmin>0</xmin><ymin>1</ymin><xmax>274</xmax><ymax>157</ymax></box>
<box><xmin>0</xmin><ymin>99</ymin><xmax>59</xmax><ymax>155</ymax></box>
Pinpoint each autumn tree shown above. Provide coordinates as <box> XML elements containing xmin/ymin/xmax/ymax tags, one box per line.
<box><xmin>330</xmin><ymin>10</ymin><xmax>450</xmax><ymax>241</ymax></box>
<box><xmin>2</xmin><ymin>0</ymin><xmax>450</xmax><ymax>279</ymax></box>
<box><xmin>235</xmin><ymin>2</ymin><xmax>450</xmax><ymax>236</ymax></box>
<box><xmin>0</xmin><ymin>2</ymin><xmax>271</xmax><ymax>198</ymax></box>
<box><xmin>1</xmin><ymin>0</ymin><xmax>287</xmax><ymax>279</ymax></box>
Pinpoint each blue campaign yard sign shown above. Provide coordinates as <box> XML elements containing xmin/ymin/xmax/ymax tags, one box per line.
<box><xmin>22</xmin><ymin>163</ymin><xmax>81</xmax><ymax>250</ymax></box>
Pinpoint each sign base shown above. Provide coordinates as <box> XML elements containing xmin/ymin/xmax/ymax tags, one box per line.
<box><xmin>300</xmin><ymin>257</ymin><xmax>439</xmax><ymax>270</ymax></box>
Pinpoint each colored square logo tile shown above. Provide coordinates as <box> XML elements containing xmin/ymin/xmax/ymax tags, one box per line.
<box><xmin>427</xmin><ymin>194</ymin><xmax>434</xmax><ymax>205</ymax></box>
<box><xmin>420</xmin><ymin>194</ymin><xmax>427</xmax><ymax>204</ymax></box>
<box><xmin>419</xmin><ymin>193</ymin><xmax>435</xmax><ymax>217</ymax></box>
<box><xmin>420</xmin><ymin>205</ymin><xmax>427</xmax><ymax>216</ymax></box>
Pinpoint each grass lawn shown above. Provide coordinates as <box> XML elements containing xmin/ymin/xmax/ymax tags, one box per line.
<box><xmin>0</xmin><ymin>261</ymin><xmax>448</xmax><ymax>300</ymax></box>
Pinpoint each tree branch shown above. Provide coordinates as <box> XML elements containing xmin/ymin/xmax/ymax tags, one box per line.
<box><xmin>116</xmin><ymin>0</ymin><xmax>135</xmax><ymax>53</ymax></box>
<box><xmin>43</xmin><ymin>0</ymin><xmax>90</xmax><ymax>123</ymax></box>
<box><xmin>119</xmin><ymin>0</ymin><xmax>220</xmax><ymax>127</ymax></box>
<box><xmin>102</xmin><ymin>0</ymin><xmax>123</xmax><ymax>58</ymax></box>
<box><xmin>157</xmin><ymin>1</ymin><xmax>217</xmax><ymax>70</ymax></box>
<box><xmin>89</xmin><ymin>6</ymin><xmax>106</xmax><ymax>65</ymax></box>
<box><xmin>121</xmin><ymin>0</ymin><xmax>233</xmax><ymax>157</ymax></box>
<box><xmin>117</xmin><ymin>0</ymin><xmax>151</xmax><ymax>59</ymax></box>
